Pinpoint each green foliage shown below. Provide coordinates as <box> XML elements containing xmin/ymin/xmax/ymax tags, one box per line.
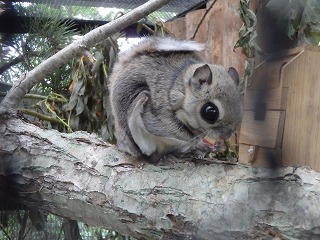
<box><xmin>235</xmin><ymin>0</ymin><xmax>320</xmax><ymax>77</ymax></box>
<box><xmin>0</xmin><ymin>2</ymin><xmax>173</xmax><ymax>140</ymax></box>
<box><xmin>266</xmin><ymin>0</ymin><xmax>304</xmax><ymax>39</ymax></box>
<box><xmin>234</xmin><ymin>0</ymin><xmax>258</xmax><ymax>77</ymax></box>
<box><xmin>21</xmin><ymin>92</ymin><xmax>72</xmax><ymax>132</ymax></box>
<box><xmin>0</xmin><ymin>6</ymin><xmax>78</xmax><ymax>93</ymax></box>
<box><xmin>301</xmin><ymin>0</ymin><xmax>320</xmax><ymax>45</ymax></box>
<box><xmin>193</xmin><ymin>136</ymin><xmax>239</xmax><ymax>163</ymax></box>
<box><xmin>14</xmin><ymin>3</ymin><xmax>118</xmax><ymax>21</ymax></box>
<box><xmin>207</xmin><ymin>139</ymin><xmax>239</xmax><ymax>162</ymax></box>
<box><xmin>234</xmin><ymin>0</ymin><xmax>258</xmax><ymax>58</ymax></box>
<box><xmin>17</xmin><ymin>35</ymin><xmax>120</xmax><ymax>140</ymax></box>
<box><xmin>0</xmin><ymin>34</ymin><xmax>23</xmax><ymax>84</ymax></box>
<box><xmin>63</xmin><ymin>35</ymin><xmax>120</xmax><ymax>141</ymax></box>
<box><xmin>0</xmin><ymin>210</ymin><xmax>63</xmax><ymax>240</ymax></box>
<box><xmin>0</xmin><ymin>4</ymin><xmax>121</xmax><ymax>140</ymax></box>
<box><xmin>147</xmin><ymin>10</ymin><xmax>176</xmax><ymax>22</ymax></box>
<box><xmin>0</xmin><ymin>210</ymin><xmax>135</xmax><ymax>240</ymax></box>
<box><xmin>24</xmin><ymin>6</ymin><xmax>79</xmax><ymax>95</ymax></box>
<box><xmin>266</xmin><ymin>0</ymin><xmax>320</xmax><ymax>45</ymax></box>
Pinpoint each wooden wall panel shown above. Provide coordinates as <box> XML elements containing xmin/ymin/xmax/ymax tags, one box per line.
<box><xmin>185</xmin><ymin>9</ymin><xmax>206</xmax><ymax>41</ymax></box>
<box><xmin>164</xmin><ymin>17</ymin><xmax>186</xmax><ymax>39</ymax></box>
<box><xmin>243</xmin><ymin>87</ymin><xmax>287</xmax><ymax>111</ymax></box>
<box><xmin>282</xmin><ymin>51</ymin><xmax>320</xmax><ymax>171</ymax></box>
<box><xmin>239</xmin><ymin>144</ymin><xmax>282</xmax><ymax>167</ymax></box>
<box><xmin>239</xmin><ymin>110</ymin><xmax>284</xmax><ymax>148</ymax></box>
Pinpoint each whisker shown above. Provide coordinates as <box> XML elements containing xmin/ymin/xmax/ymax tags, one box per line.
<box><xmin>172</xmin><ymin>129</ymin><xmax>241</xmax><ymax>155</ymax></box>
<box><xmin>187</xmin><ymin>131</ymin><xmax>208</xmax><ymax>144</ymax></box>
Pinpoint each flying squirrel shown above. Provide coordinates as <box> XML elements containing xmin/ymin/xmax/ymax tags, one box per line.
<box><xmin>109</xmin><ymin>37</ymin><xmax>243</xmax><ymax>163</ymax></box>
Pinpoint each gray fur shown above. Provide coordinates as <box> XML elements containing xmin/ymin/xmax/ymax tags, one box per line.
<box><xmin>109</xmin><ymin>37</ymin><xmax>242</xmax><ymax>162</ymax></box>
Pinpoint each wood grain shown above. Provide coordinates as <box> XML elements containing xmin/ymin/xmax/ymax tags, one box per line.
<box><xmin>282</xmin><ymin>50</ymin><xmax>320</xmax><ymax>171</ymax></box>
<box><xmin>164</xmin><ymin>17</ymin><xmax>186</xmax><ymax>39</ymax></box>
<box><xmin>239</xmin><ymin>110</ymin><xmax>284</xmax><ymax>148</ymax></box>
<box><xmin>239</xmin><ymin>143</ymin><xmax>281</xmax><ymax>167</ymax></box>
<box><xmin>243</xmin><ymin>87</ymin><xmax>288</xmax><ymax>111</ymax></box>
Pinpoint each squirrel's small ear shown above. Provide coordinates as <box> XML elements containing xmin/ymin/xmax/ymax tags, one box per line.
<box><xmin>228</xmin><ymin>67</ymin><xmax>239</xmax><ymax>85</ymax></box>
<box><xmin>193</xmin><ymin>64</ymin><xmax>212</xmax><ymax>85</ymax></box>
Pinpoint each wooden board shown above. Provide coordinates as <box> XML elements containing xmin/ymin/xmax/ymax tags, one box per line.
<box><xmin>247</xmin><ymin>48</ymin><xmax>302</xmax><ymax>90</ymax></box>
<box><xmin>239</xmin><ymin>110</ymin><xmax>285</xmax><ymax>148</ymax></box>
<box><xmin>164</xmin><ymin>17</ymin><xmax>186</xmax><ymax>39</ymax></box>
<box><xmin>248</xmin><ymin>60</ymin><xmax>285</xmax><ymax>90</ymax></box>
<box><xmin>281</xmin><ymin>50</ymin><xmax>320</xmax><ymax>171</ymax></box>
<box><xmin>239</xmin><ymin>143</ymin><xmax>282</xmax><ymax>167</ymax></box>
<box><xmin>243</xmin><ymin>87</ymin><xmax>288</xmax><ymax>111</ymax></box>
<box><xmin>185</xmin><ymin>9</ymin><xmax>206</xmax><ymax>41</ymax></box>
<box><xmin>243</xmin><ymin>50</ymin><xmax>302</xmax><ymax>111</ymax></box>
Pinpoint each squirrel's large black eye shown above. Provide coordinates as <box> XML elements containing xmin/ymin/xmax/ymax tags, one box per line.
<box><xmin>200</xmin><ymin>102</ymin><xmax>219</xmax><ymax>124</ymax></box>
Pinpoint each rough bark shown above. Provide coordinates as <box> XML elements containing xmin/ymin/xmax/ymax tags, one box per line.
<box><xmin>1</xmin><ymin>113</ymin><xmax>320</xmax><ymax>240</ymax></box>
<box><xmin>0</xmin><ymin>0</ymin><xmax>172</xmax><ymax>110</ymax></box>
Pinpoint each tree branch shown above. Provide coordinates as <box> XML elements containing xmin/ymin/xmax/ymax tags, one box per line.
<box><xmin>19</xmin><ymin>108</ymin><xmax>62</xmax><ymax>125</ymax></box>
<box><xmin>0</xmin><ymin>56</ymin><xmax>23</xmax><ymax>75</ymax></box>
<box><xmin>1</xmin><ymin>113</ymin><xmax>320</xmax><ymax>239</ymax></box>
<box><xmin>0</xmin><ymin>0</ymin><xmax>173</xmax><ymax>111</ymax></box>
<box><xmin>0</xmin><ymin>92</ymin><xmax>68</xmax><ymax>102</ymax></box>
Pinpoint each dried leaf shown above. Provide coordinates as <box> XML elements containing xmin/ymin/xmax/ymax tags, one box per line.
<box><xmin>65</xmin><ymin>78</ymin><xmax>83</xmax><ymax>111</ymax></box>
<box><xmin>136</xmin><ymin>22</ymin><xmax>143</xmax><ymax>34</ymax></box>
<box><xmin>101</xmin><ymin>123</ymin><xmax>111</xmax><ymax>141</ymax></box>
<box><xmin>92</xmin><ymin>51</ymin><xmax>104</xmax><ymax>74</ymax></box>
<box><xmin>234</xmin><ymin>0</ymin><xmax>258</xmax><ymax>76</ymax></box>
<box><xmin>75</xmin><ymin>96</ymin><xmax>84</xmax><ymax>115</ymax></box>
<box><xmin>108</xmin><ymin>46</ymin><xmax>117</xmax><ymax>71</ymax></box>
<box><xmin>28</xmin><ymin>210</ymin><xmax>46</xmax><ymax>231</ymax></box>
<box><xmin>70</xmin><ymin>115</ymin><xmax>79</xmax><ymax>130</ymax></box>
<box><xmin>68</xmin><ymin>79</ymin><xmax>76</xmax><ymax>93</ymax></box>
<box><xmin>78</xmin><ymin>84</ymin><xmax>86</xmax><ymax>96</ymax></box>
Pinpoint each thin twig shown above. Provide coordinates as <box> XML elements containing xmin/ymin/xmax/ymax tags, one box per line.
<box><xmin>0</xmin><ymin>92</ymin><xmax>68</xmax><ymax>102</ymax></box>
<box><xmin>0</xmin><ymin>56</ymin><xmax>23</xmax><ymax>75</ymax></box>
<box><xmin>141</xmin><ymin>23</ymin><xmax>155</xmax><ymax>34</ymax></box>
<box><xmin>0</xmin><ymin>223</ymin><xmax>12</xmax><ymax>240</ymax></box>
<box><xmin>189</xmin><ymin>0</ymin><xmax>217</xmax><ymax>40</ymax></box>
<box><xmin>19</xmin><ymin>108</ymin><xmax>61</xmax><ymax>124</ymax></box>
<box><xmin>44</xmin><ymin>99</ymin><xmax>72</xmax><ymax>132</ymax></box>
